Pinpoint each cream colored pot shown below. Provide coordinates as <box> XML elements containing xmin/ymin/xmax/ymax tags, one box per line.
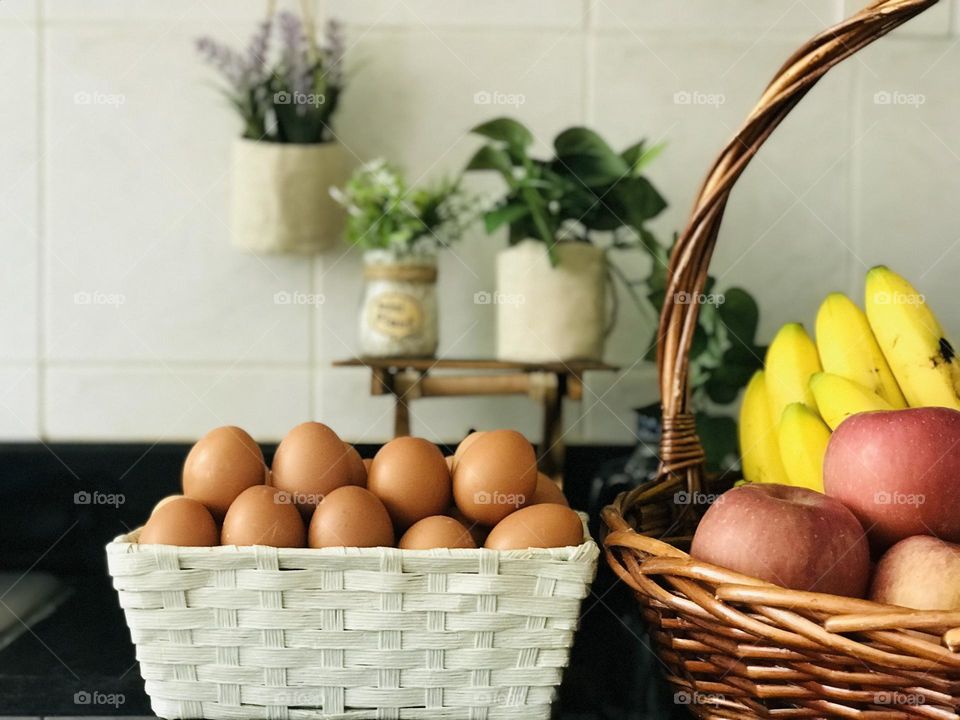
<box><xmin>230</xmin><ymin>139</ymin><xmax>347</xmax><ymax>254</ymax></box>
<box><xmin>495</xmin><ymin>239</ymin><xmax>607</xmax><ymax>363</ymax></box>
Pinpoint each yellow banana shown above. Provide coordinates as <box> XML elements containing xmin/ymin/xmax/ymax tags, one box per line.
<box><xmin>814</xmin><ymin>293</ymin><xmax>907</xmax><ymax>408</ymax></box>
<box><xmin>738</xmin><ymin>371</ymin><xmax>790</xmax><ymax>484</ymax></box>
<box><xmin>777</xmin><ymin>403</ymin><xmax>831</xmax><ymax>493</ymax></box>
<box><xmin>765</xmin><ymin>323</ymin><xmax>822</xmax><ymax>423</ymax></box>
<box><xmin>865</xmin><ymin>266</ymin><xmax>960</xmax><ymax>410</ymax></box>
<box><xmin>809</xmin><ymin>372</ymin><xmax>893</xmax><ymax>430</ymax></box>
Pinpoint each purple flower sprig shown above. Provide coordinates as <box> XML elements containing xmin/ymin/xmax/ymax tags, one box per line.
<box><xmin>196</xmin><ymin>12</ymin><xmax>346</xmax><ymax>143</ymax></box>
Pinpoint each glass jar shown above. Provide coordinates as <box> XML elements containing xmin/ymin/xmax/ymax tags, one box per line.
<box><xmin>358</xmin><ymin>250</ymin><xmax>438</xmax><ymax>357</ymax></box>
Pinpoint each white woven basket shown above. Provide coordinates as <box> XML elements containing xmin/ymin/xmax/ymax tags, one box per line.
<box><xmin>107</xmin><ymin>517</ymin><xmax>599</xmax><ymax>720</ymax></box>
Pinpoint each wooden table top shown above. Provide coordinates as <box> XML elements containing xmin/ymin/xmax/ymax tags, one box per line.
<box><xmin>333</xmin><ymin>357</ymin><xmax>619</xmax><ymax>374</ymax></box>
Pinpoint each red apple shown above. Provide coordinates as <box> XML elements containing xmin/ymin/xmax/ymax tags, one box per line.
<box><xmin>690</xmin><ymin>484</ymin><xmax>870</xmax><ymax>598</ymax></box>
<box><xmin>823</xmin><ymin>407</ymin><xmax>960</xmax><ymax>550</ymax></box>
<box><xmin>869</xmin><ymin>535</ymin><xmax>960</xmax><ymax>610</ymax></box>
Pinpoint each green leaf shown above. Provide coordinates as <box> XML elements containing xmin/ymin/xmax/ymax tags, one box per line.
<box><xmin>483</xmin><ymin>202</ymin><xmax>529</xmax><ymax>233</ymax></box>
<box><xmin>723</xmin><ymin>340</ymin><xmax>763</xmax><ymax>369</ymax></box>
<box><xmin>689</xmin><ymin>323</ymin><xmax>709</xmax><ymax>359</ymax></box>
<box><xmin>615</xmin><ymin>176</ymin><xmax>668</xmax><ymax>226</ymax></box>
<box><xmin>554</xmin><ymin>127</ymin><xmax>630</xmax><ymax>187</ymax></box>
<box><xmin>555</xmin><ymin>126</ymin><xmax>620</xmax><ymax>160</ymax></box>
<box><xmin>621</xmin><ymin>140</ymin><xmax>666</xmax><ymax>174</ymax></box>
<box><xmin>695</xmin><ymin>412</ymin><xmax>738</xmax><ymax>472</ymax></box>
<box><xmin>717</xmin><ymin>286</ymin><xmax>760</xmax><ymax>347</ymax></box>
<box><xmin>470</xmin><ymin>117</ymin><xmax>534</xmax><ymax>152</ymax></box>
<box><xmin>519</xmin><ymin>184</ymin><xmax>557</xmax><ymax>248</ymax></box>
<box><xmin>466</xmin><ymin>145</ymin><xmax>514</xmax><ymax>177</ymax></box>
<box><xmin>704</xmin><ymin>350</ymin><xmax>759</xmax><ymax>404</ymax></box>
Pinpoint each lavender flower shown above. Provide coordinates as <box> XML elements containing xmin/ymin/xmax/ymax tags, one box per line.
<box><xmin>245</xmin><ymin>19</ymin><xmax>272</xmax><ymax>80</ymax></box>
<box><xmin>196</xmin><ymin>12</ymin><xmax>345</xmax><ymax>143</ymax></box>
<box><xmin>324</xmin><ymin>18</ymin><xmax>345</xmax><ymax>87</ymax></box>
<box><xmin>277</xmin><ymin>11</ymin><xmax>311</xmax><ymax>101</ymax></box>
<box><xmin>195</xmin><ymin>36</ymin><xmax>249</xmax><ymax>89</ymax></box>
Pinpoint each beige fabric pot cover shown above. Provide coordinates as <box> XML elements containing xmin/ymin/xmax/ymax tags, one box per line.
<box><xmin>230</xmin><ymin>139</ymin><xmax>347</xmax><ymax>254</ymax></box>
<box><xmin>496</xmin><ymin>239</ymin><xmax>607</xmax><ymax>363</ymax></box>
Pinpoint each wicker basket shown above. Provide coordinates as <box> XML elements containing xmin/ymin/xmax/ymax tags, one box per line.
<box><xmin>107</xmin><ymin>519</ymin><xmax>598</xmax><ymax>720</ymax></box>
<box><xmin>602</xmin><ymin>0</ymin><xmax>960</xmax><ymax>717</ymax></box>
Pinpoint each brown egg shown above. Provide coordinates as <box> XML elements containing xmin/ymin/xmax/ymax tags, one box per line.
<box><xmin>453</xmin><ymin>430</ymin><xmax>537</xmax><ymax>526</ymax></box>
<box><xmin>151</xmin><ymin>494</ymin><xmax>184</xmax><ymax>514</ymax></box>
<box><xmin>400</xmin><ymin>516</ymin><xmax>476</xmax><ymax>550</ymax></box>
<box><xmin>367</xmin><ymin>437</ymin><xmax>451</xmax><ymax>530</ymax></box>
<box><xmin>344</xmin><ymin>443</ymin><xmax>367</xmax><ymax>487</ymax></box>
<box><xmin>221</xmin><ymin>485</ymin><xmax>306</xmax><ymax>548</ymax></box>
<box><xmin>454</xmin><ymin>431</ymin><xmax>485</xmax><ymax>463</ymax></box>
<box><xmin>139</xmin><ymin>496</ymin><xmax>218</xmax><ymax>547</ymax></box>
<box><xmin>484</xmin><ymin>504</ymin><xmax>583</xmax><ymax>550</ymax></box>
<box><xmin>271</xmin><ymin>422</ymin><xmax>354</xmax><ymax>516</ymax></box>
<box><xmin>447</xmin><ymin>506</ymin><xmax>489</xmax><ymax>547</ymax></box>
<box><xmin>182</xmin><ymin>426</ymin><xmax>266</xmax><ymax>520</ymax></box>
<box><xmin>309</xmin><ymin>486</ymin><xmax>394</xmax><ymax>548</ymax></box>
<box><xmin>527</xmin><ymin>472</ymin><xmax>569</xmax><ymax>507</ymax></box>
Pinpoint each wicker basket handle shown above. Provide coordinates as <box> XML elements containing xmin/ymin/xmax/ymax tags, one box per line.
<box><xmin>626</xmin><ymin>0</ymin><xmax>940</xmax><ymax>521</ymax></box>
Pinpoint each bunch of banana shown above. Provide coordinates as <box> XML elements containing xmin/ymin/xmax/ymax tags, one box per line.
<box><xmin>737</xmin><ymin>266</ymin><xmax>960</xmax><ymax>493</ymax></box>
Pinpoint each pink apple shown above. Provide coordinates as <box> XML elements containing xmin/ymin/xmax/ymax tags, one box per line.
<box><xmin>869</xmin><ymin>535</ymin><xmax>960</xmax><ymax>610</ymax></box>
<box><xmin>823</xmin><ymin>407</ymin><xmax>960</xmax><ymax>550</ymax></box>
<box><xmin>690</xmin><ymin>484</ymin><xmax>870</xmax><ymax>598</ymax></box>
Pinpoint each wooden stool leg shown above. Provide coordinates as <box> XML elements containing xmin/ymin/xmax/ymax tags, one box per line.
<box><xmin>394</xmin><ymin>396</ymin><xmax>410</xmax><ymax>438</ymax></box>
<box><xmin>538</xmin><ymin>375</ymin><xmax>565</xmax><ymax>486</ymax></box>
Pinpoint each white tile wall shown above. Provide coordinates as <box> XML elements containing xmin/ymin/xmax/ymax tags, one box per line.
<box><xmin>0</xmin><ymin>0</ymin><xmax>957</xmax><ymax>444</ymax></box>
<box><xmin>45</xmin><ymin>366</ymin><xmax>311</xmax><ymax>441</ymax></box>
<box><xmin>854</xmin><ymin>36</ymin><xmax>960</xmax><ymax>325</ymax></box>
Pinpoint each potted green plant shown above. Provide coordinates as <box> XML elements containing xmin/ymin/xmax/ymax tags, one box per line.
<box><xmin>465</xmin><ymin>118</ymin><xmax>669</xmax><ymax>363</ymax></box>
<box><xmin>332</xmin><ymin>159</ymin><xmax>478</xmax><ymax>357</ymax></box>
<box><xmin>197</xmin><ymin>12</ymin><xmax>347</xmax><ymax>254</ymax></box>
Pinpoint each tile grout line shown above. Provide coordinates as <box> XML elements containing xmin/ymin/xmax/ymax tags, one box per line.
<box><xmin>582</xmin><ymin>0</ymin><xmax>596</xmax><ymax>127</ymax></box>
<box><xmin>579</xmin><ymin>0</ymin><xmax>595</xmax><ymax>442</ymax></box>
<box><xmin>309</xmin><ymin>0</ymin><xmax>325</xmax><ymax>423</ymax></box>
<box><xmin>36</xmin><ymin>0</ymin><xmax>47</xmax><ymax>442</ymax></box>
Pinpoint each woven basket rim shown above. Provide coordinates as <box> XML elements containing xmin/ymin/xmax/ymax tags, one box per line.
<box><xmin>107</xmin><ymin>512</ymin><xmax>599</xmax><ymax>564</ymax></box>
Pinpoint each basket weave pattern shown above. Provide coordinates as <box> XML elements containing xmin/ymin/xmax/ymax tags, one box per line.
<box><xmin>108</xmin><ymin>527</ymin><xmax>598</xmax><ymax>719</ymax></box>
<box><xmin>603</xmin><ymin>0</ymin><xmax>960</xmax><ymax>717</ymax></box>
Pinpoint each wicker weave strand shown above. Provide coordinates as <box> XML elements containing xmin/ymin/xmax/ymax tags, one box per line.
<box><xmin>603</xmin><ymin>0</ymin><xmax>960</xmax><ymax>717</ymax></box>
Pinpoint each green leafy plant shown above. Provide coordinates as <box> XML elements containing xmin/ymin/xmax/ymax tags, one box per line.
<box><xmin>331</xmin><ymin>159</ymin><xmax>480</xmax><ymax>255</ymax></box>
<box><xmin>465</xmin><ymin>117</ymin><xmax>667</xmax><ymax>265</ymax></box>
<box><xmin>465</xmin><ymin>117</ymin><xmax>763</xmax><ymax>471</ymax></box>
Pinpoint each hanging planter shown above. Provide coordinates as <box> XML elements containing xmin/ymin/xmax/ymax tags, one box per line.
<box><xmin>332</xmin><ymin>159</ymin><xmax>481</xmax><ymax>359</ymax></box>
<box><xmin>496</xmin><ymin>239</ymin><xmax>607</xmax><ymax>362</ymax></box>
<box><xmin>231</xmin><ymin>139</ymin><xmax>347</xmax><ymax>254</ymax></box>
<box><xmin>197</xmin><ymin>9</ymin><xmax>349</xmax><ymax>254</ymax></box>
<box><xmin>359</xmin><ymin>250</ymin><xmax>438</xmax><ymax>357</ymax></box>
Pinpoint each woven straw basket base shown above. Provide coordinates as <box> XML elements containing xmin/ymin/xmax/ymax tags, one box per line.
<box><xmin>107</xmin><ymin>518</ymin><xmax>598</xmax><ymax>720</ymax></box>
<box><xmin>603</xmin><ymin>0</ymin><xmax>960</xmax><ymax>717</ymax></box>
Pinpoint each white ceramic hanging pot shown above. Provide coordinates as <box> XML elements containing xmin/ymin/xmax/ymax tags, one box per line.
<box><xmin>359</xmin><ymin>250</ymin><xmax>438</xmax><ymax>358</ymax></box>
<box><xmin>230</xmin><ymin>139</ymin><xmax>347</xmax><ymax>254</ymax></box>
<box><xmin>495</xmin><ymin>239</ymin><xmax>607</xmax><ymax>363</ymax></box>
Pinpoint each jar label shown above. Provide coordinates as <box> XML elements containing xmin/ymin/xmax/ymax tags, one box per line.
<box><xmin>367</xmin><ymin>291</ymin><xmax>423</xmax><ymax>339</ymax></box>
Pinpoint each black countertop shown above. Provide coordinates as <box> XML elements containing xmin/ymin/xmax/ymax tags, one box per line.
<box><xmin>0</xmin><ymin>442</ymin><xmax>683</xmax><ymax>719</ymax></box>
<box><xmin>0</xmin><ymin>576</ymin><xmax>151</xmax><ymax>717</ymax></box>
